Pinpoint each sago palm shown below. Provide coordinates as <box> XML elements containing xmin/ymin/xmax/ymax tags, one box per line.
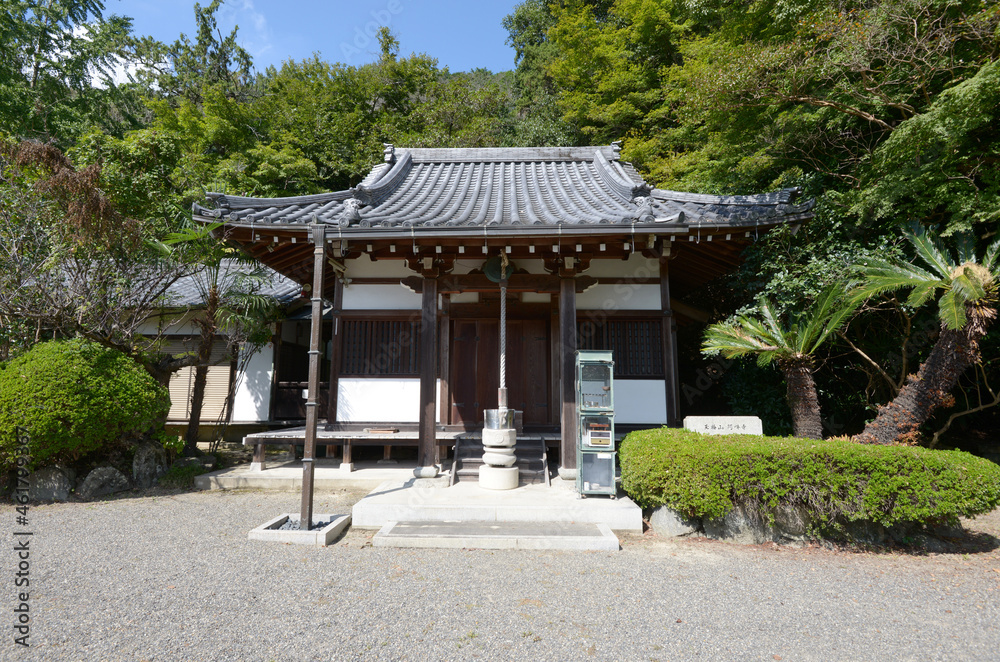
<box><xmin>702</xmin><ymin>286</ymin><xmax>857</xmax><ymax>439</ymax></box>
<box><xmin>853</xmin><ymin>228</ymin><xmax>999</xmax><ymax>444</ymax></box>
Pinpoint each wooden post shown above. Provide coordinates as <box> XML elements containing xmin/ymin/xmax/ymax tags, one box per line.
<box><xmin>438</xmin><ymin>293</ymin><xmax>451</xmax><ymax>427</ymax></box>
<box><xmin>558</xmin><ymin>274</ymin><xmax>578</xmax><ymax>479</ymax></box>
<box><xmin>325</xmin><ymin>278</ymin><xmax>344</xmax><ymax>425</ymax></box>
<box><xmin>299</xmin><ymin>225</ymin><xmax>325</xmax><ymax>530</ymax></box>
<box><xmin>415</xmin><ymin>274</ymin><xmax>439</xmax><ymax>478</ymax></box>
<box><xmin>660</xmin><ymin>258</ymin><xmax>679</xmax><ymax>426</ymax></box>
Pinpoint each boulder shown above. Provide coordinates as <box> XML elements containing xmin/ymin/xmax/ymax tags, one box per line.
<box><xmin>773</xmin><ymin>504</ymin><xmax>813</xmax><ymax>541</ymax></box>
<box><xmin>648</xmin><ymin>506</ymin><xmax>701</xmax><ymax>537</ymax></box>
<box><xmin>77</xmin><ymin>467</ymin><xmax>130</xmax><ymax>500</ymax></box>
<box><xmin>28</xmin><ymin>466</ymin><xmax>72</xmax><ymax>502</ymax></box>
<box><xmin>132</xmin><ymin>440</ymin><xmax>168</xmax><ymax>489</ymax></box>
<box><xmin>704</xmin><ymin>504</ymin><xmax>781</xmax><ymax>545</ymax></box>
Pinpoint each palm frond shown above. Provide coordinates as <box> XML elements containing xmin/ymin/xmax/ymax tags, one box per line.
<box><xmin>702</xmin><ymin>321</ymin><xmax>781</xmax><ymax>365</ymax></box>
<box><xmin>955</xmin><ymin>233</ymin><xmax>977</xmax><ymax>265</ymax></box>
<box><xmin>163</xmin><ymin>222</ymin><xmax>223</xmax><ymax>246</ymax></box>
<box><xmin>983</xmin><ymin>237</ymin><xmax>1000</xmax><ymax>274</ymax></box>
<box><xmin>907</xmin><ymin>228</ymin><xmax>956</xmax><ymax>279</ymax></box>
<box><xmin>937</xmin><ymin>288</ymin><xmax>967</xmax><ymax>330</ymax></box>
<box><xmin>757</xmin><ymin>299</ymin><xmax>786</xmax><ymax>342</ymax></box>
<box><xmin>906</xmin><ymin>281</ymin><xmax>939</xmax><ymax>308</ymax></box>
<box><xmin>803</xmin><ymin>284</ymin><xmax>859</xmax><ymax>355</ymax></box>
<box><xmin>852</xmin><ymin>260</ymin><xmax>940</xmax><ymax>303</ymax></box>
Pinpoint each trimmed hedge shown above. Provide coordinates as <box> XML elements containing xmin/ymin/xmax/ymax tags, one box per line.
<box><xmin>0</xmin><ymin>338</ymin><xmax>170</xmax><ymax>470</ymax></box>
<box><xmin>620</xmin><ymin>428</ymin><xmax>1000</xmax><ymax>531</ymax></box>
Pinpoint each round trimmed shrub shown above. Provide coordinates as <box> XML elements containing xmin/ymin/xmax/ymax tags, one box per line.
<box><xmin>0</xmin><ymin>338</ymin><xmax>170</xmax><ymax>469</ymax></box>
<box><xmin>620</xmin><ymin>428</ymin><xmax>1000</xmax><ymax>534</ymax></box>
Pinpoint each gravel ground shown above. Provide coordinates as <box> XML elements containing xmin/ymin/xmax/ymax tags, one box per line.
<box><xmin>3</xmin><ymin>488</ymin><xmax>1000</xmax><ymax>662</ymax></box>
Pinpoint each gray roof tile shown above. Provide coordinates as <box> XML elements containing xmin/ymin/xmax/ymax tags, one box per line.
<box><xmin>193</xmin><ymin>145</ymin><xmax>815</xmax><ymax>231</ymax></box>
<box><xmin>165</xmin><ymin>260</ymin><xmax>301</xmax><ymax>308</ymax></box>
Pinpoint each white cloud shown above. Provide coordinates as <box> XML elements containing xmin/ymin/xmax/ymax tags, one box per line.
<box><xmin>218</xmin><ymin>0</ymin><xmax>273</xmax><ymax>62</ymax></box>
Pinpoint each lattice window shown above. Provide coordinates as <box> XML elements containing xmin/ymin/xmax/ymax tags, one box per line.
<box><xmin>577</xmin><ymin>319</ymin><xmax>664</xmax><ymax>378</ymax></box>
<box><xmin>340</xmin><ymin>319</ymin><xmax>421</xmax><ymax>376</ymax></box>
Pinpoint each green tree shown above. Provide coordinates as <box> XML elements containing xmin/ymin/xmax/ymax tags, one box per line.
<box><xmin>0</xmin><ymin>139</ymin><xmax>195</xmax><ymax>382</ymax></box>
<box><xmin>143</xmin><ymin>0</ymin><xmax>255</xmax><ymax>105</ymax></box>
<box><xmin>1</xmin><ymin>0</ymin><xmax>150</xmax><ymax>144</ymax></box>
<box><xmin>702</xmin><ymin>287</ymin><xmax>857</xmax><ymax>438</ymax></box>
<box><xmin>853</xmin><ymin>228</ymin><xmax>1000</xmax><ymax>445</ymax></box>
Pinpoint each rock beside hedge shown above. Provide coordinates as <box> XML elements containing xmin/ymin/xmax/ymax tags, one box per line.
<box><xmin>77</xmin><ymin>467</ymin><xmax>130</xmax><ymax>500</ymax></box>
<box><xmin>132</xmin><ymin>440</ymin><xmax>168</xmax><ymax>489</ymax></box>
<box><xmin>28</xmin><ymin>466</ymin><xmax>72</xmax><ymax>502</ymax></box>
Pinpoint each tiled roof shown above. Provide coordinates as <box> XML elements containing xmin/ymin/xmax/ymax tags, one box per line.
<box><xmin>192</xmin><ymin>144</ymin><xmax>814</xmax><ymax>232</ymax></box>
<box><xmin>165</xmin><ymin>260</ymin><xmax>301</xmax><ymax>307</ymax></box>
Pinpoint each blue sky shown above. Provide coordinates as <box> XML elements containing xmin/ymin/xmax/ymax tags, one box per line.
<box><xmin>110</xmin><ymin>0</ymin><xmax>521</xmax><ymax>74</ymax></box>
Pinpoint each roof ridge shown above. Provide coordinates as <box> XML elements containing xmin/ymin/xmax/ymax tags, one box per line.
<box><xmin>400</xmin><ymin>145</ymin><xmax>620</xmax><ymax>163</ymax></box>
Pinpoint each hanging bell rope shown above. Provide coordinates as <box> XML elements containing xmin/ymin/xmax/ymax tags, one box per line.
<box><xmin>498</xmin><ymin>250</ymin><xmax>510</xmax><ymax>406</ymax></box>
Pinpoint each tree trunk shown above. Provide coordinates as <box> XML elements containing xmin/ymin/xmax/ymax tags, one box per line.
<box><xmin>184</xmin><ymin>286</ymin><xmax>220</xmax><ymax>456</ymax></box>
<box><xmin>183</xmin><ymin>335</ymin><xmax>214</xmax><ymax>456</ymax></box>
<box><xmin>855</xmin><ymin>314</ymin><xmax>988</xmax><ymax>445</ymax></box>
<box><xmin>782</xmin><ymin>360</ymin><xmax>824</xmax><ymax>439</ymax></box>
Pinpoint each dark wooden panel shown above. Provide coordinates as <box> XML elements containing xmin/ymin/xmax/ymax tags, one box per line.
<box><xmin>449</xmin><ymin>317</ymin><xmax>551</xmax><ymax>428</ymax></box>
<box><xmin>477</xmin><ymin>320</ymin><xmax>500</xmax><ymax>419</ymax></box>
<box><xmin>450</xmin><ymin>320</ymin><xmax>479</xmax><ymax>426</ymax></box>
<box><xmin>521</xmin><ymin>319</ymin><xmax>550</xmax><ymax>425</ymax></box>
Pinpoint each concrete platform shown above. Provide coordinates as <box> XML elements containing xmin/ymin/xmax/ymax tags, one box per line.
<box><xmin>352</xmin><ymin>477</ymin><xmax>642</xmax><ymax>532</ymax></box>
<box><xmin>373</xmin><ymin>520</ymin><xmax>620</xmax><ymax>551</ymax></box>
<box><xmin>194</xmin><ymin>460</ymin><xmax>418</xmax><ymax>491</ymax></box>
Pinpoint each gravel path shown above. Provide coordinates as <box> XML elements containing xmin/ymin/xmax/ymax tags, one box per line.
<box><xmin>3</xmin><ymin>488</ymin><xmax>1000</xmax><ymax>661</ymax></box>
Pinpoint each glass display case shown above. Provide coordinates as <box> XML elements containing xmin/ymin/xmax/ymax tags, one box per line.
<box><xmin>575</xmin><ymin>350</ymin><xmax>616</xmax><ymax>497</ymax></box>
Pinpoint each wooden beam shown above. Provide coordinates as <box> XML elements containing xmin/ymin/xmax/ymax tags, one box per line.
<box><xmin>401</xmin><ymin>273</ymin><xmax>597</xmax><ymax>295</ymax></box>
<box><xmin>559</xmin><ymin>276</ymin><xmax>578</xmax><ymax>478</ymax></box>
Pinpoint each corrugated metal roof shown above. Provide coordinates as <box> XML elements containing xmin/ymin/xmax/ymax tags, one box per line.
<box><xmin>193</xmin><ymin>145</ymin><xmax>814</xmax><ymax>231</ymax></box>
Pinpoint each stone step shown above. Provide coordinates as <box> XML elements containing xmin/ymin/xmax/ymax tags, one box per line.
<box><xmin>371</xmin><ymin>520</ymin><xmax>620</xmax><ymax>551</ymax></box>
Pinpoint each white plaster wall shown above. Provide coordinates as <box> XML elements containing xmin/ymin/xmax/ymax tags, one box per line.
<box><xmin>615</xmin><ymin>380</ymin><xmax>667</xmax><ymax>424</ymax></box>
<box><xmin>337</xmin><ymin>378</ymin><xmax>443</xmax><ymax>422</ymax></box>
<box><xmin>585</xmin><ymin>254</ymin><xmax>661</xmax><ymax>278</ymax></box>
<box><xmin>231</xmin><ymin>343</ymin><xmax>274</xmax><ymax>423</ymax></box>
<box><xmin>576</xmin><ymin>284</ymin><xmax>660</xmax><ymax>310</ymax></box>
<box><xmin>521</xmin><ymin>292</ymin><xmax>551</xmax><ymax>304</ymax></box>
<box><xmin>450</xmin><ymin>292</ymin><xmax>480</xmax><ymax>304</ymax></box>
<box><xmin>342</xmin><ymin>283</ymin><xmax>421</xmax><ymax>310</ymax></box>
<box><xmin>343</xmin><ymin>253</ymin><xmax>411</xmax><ymax>278</ymax></box>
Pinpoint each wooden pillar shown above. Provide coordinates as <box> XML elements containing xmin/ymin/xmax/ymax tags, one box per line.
<box><xmin>415</xmin><ymin>274</ymin><xmax>439</xmax><ymax>478</ymax></box>
<box><xmin>438</xmin><ymin>294</ymin><xmax>451</xmax><ymax>427</ymax></box>
<box><xmin>325</xmin><ymin>278</ymin><xmax>344</xmax><ymax>425</ymax></box>
<box><xmin>558</xmin><ymin>274</ymin><xmax>578</xmax><ymax>479</ymax></box>
<box><xmin>660</xmin><ymin>258</ymin><xmax>679</xmax><ymax>426</ymax></box>
<box><xmin>549</xmin><ymin>307</ymin><xmax>561</xmax><ymax>427</ymax></box>
<box><xmin>299</xmin><ymin>225</ymin><xmax>326</xmax><ymax>530</ymax></box>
